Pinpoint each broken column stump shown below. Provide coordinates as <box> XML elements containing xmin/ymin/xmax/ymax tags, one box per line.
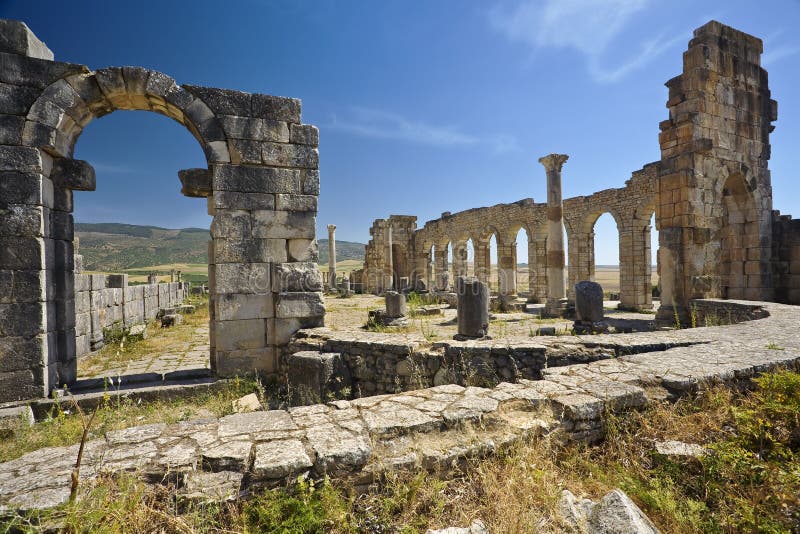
<box><xmin>455</xmin><ymin>277</ymin><xmax>489</xmax><ymax>340</ymax></box>
<box><xmin>573</xmin><ymin>281</ymin><xmax>608</xmax><ymax>334</ymax></box>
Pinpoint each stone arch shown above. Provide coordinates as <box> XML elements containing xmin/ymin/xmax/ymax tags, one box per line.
<box><xmin>24</xmin><ymin>68</ymin><xmax>230</xmax><ymax>164</ymax></box>
<box><xmin>1</xmin><ymin>41</ymin><xmax>322</xmax><ymax>402</ymax></box>
<box><xmin>719</xmin><ymin>170</ymin><xmax>764</xmax><ymax>300</ymax></box>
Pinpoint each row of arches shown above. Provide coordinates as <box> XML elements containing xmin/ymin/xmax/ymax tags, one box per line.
<box><xmin>414</xmin><ymin>210</ymin><xmax>659</xmax><ymax>309</ymax></box>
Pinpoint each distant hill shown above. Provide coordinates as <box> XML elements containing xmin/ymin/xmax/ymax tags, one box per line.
<box><xmin>317</xmin><ymin>239</ymin><xmax>364</xmax><ymax>266</ymax></box>
<box><xmin>75</xmin><ymin>222</ymin><xmax>365</xmax><ymax>272</ymax></box>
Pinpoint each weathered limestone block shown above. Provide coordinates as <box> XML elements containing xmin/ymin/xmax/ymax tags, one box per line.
<box><xmin>251</xmin><ymin>210</ymin><xmax>315</xmax><ymax>239</ymax></box>
<box><xmin>215</xmin><ymin>319</ymin><xmax>266</xmax><ymax>351</ymax></box>
<box><xmin>252</xmin><ymin>439</ymin><xmax>313</xmax><ymax>480</ymax></box>
<box><xmin>160</xmin><ymin>314</ymin><xmax>183</xmax><ymax>327</ymax></box>
<box><xmin>50</xmin><ymin>158</ymin><xmax>95</xmax><ymax>191</ymax></box>
<box><xmin>214</xmin><ymin>293</ymin><xmax>273</xmax><ymax>321</ymax></box>
<box><xmin>287</xmin><ymin>351</ymin><xmax>351</xmax><ymax>405</ymax></box>
<box><xmin>385</xmin><ymin>291</ymin><xmax>407</xmax><ymax>318</ymax></box>
<box><xmin>574</xmin><ymin>281</ymin><xmax>604</xmax><ymax>323</ymax></box>
<box><xmin>178</xmin><ymin>168</ymin><xmax>211</xmax><ymax>197</ymax></box>
<box><xmin>0</xmin><ymin>20</ymin><xmax>53</xmax><ymax>60</ymax></box>
<box><xmin>272</xmin><ymin>262</ymin><xmax>322</xmax><ymax>293</ymax></box>
<box><xmin>211</xmin><ymin>164</ymin><xmax>301</xmax><ymax>194</ymax></box>
<box><xmin>456</xmin><ymin>278</ymin><xmax>489</xmax><ymax>339</ymax></box>
<box><xmin>287</xmin><ymin>238</ymin><xmax>318</xmax><ymax>262</ymax></box>
<box><xmin>275</xmin><ymin>292</ymin><xmax>324</xmax><ymax>319</ymax></box>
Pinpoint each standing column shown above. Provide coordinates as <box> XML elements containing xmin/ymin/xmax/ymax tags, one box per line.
<box><xmin>327</xmin><ymin>224</ymin><xmax>337</xmax><ymax>290</ymax></box>
<box><xmin>386</xmin><ymin>225</ymin><xmax>394</xmax><ymax>291</ymax></box>
<box><xmin>539</xmin><ymin>153</ymin><xmax>569</xmax><ymax>316</ymax></box>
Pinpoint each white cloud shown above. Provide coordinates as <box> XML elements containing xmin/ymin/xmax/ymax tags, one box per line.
<box><xmin>326</xmin><ymin>106</ymin><xmax>518</xmax><ymax>153</ymax></box>
<box><xmin>489</xmin><ymin>0</ymin><xmax>681</xmax><ymax>83</ymax></box>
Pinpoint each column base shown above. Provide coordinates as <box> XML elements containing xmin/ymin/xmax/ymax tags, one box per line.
<box><xmin>543</xmin><ymin>298</ymin><xmax>570</xmax><ymax>318</ymax></box>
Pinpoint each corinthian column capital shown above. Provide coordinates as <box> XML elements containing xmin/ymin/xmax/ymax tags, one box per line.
<box><xmin>538</xmin><ymin>153</ymin><xmax>569</xmax><ymax>172</ymax></box>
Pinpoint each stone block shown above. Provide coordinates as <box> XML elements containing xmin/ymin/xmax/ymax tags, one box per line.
<box><xmin>0</xmin><ymin>236</ymin><xmax>45</xmax><ymax>271</ymax></box>
<box><xmin>0</xmin><ymin>205</ymin><xmax>45</xmax><ymax>237</ymax></box>
<box><xmin>275</xmin><ymin>292</ymin><xmax>324</xmax><ymax>319</ymax></box>
<box><xmin>261</xmin><ymin>142</ymin><xmax>318</xmax><ymax>169</ymax></box>
<box><xmin>0</xmin><ymin>52</ymin><xmax>87</xmax><ymax>91</ymax></box>
<box><xmin>301</xmin><ymin>170</ymin><xmax>320</xmax><ymax>195</ymax></box>
<box><xmin>0</xmin><ymin>270</ymin><xmax>46</xmax><ymax>303</ymax></box>
<box><xmin>213</xmin><ymin>190</ymin><xmax>275</xmax><ymax>210</ymax></box>
<box><xmin>0</xmin><ymin>20</ymin><xmax>54</xmax><ymax>60</ymax></box>
<box><xmin>252</xmin><ymin>439</ymin><xmax>313</xmax><ymax>480</ymax></box>
<box><xmin>210</xmin><ymin>209</ymin><xmax>251</xmax><ymax>239</ymax></box>
<box><xmin>289</xmin><ymin>124</ymin><xmax>319</xmax><ymax>146</ymax></box>
<box><xmin>106</xmin><ymin>274</ymin><xmax>128</xmax><ymax>288</ymax></box>
<box><xmin>287</xmin><ymin>351</ymin><xmax>351</xmax><ymax>405</ymax></box>
<box><xmin>574</xmin><ymin>281</ymin><xmax>604</xmax><ymax>323</ymax></box>
<box><xmin>228</xmin><ymin>138</ymin><xmax>263</xmax><ymax>165</ymax></box>
<box><xmin>214</xmin><ymin>238</ymin><xmax>286</xmax><ymax>264</ymax></box>
<box><xmin>385</xmin><ymin>291</ymin><xmax>407</xmax><ymax>318</ymax></box>
<box><xmin>161</xmin><ymin>314</ymin><xmax>183</xmax><ymax>327</ymax></box>
<box><xmin>0</xmin><ymin>83</ymin><xmax>40</xmax><ymax>115</ymax></box>
<box><xmin>269</xmin><ymin>316</ymin><xmax>324</xmax><ymax>345</ymax></box>
<box><xmin>456</xmin><ymin>278</ymin><xmax>489</xmax><ymax>338</ymax></box>
<box><xmin>0</xmin><ymin>302</ymin><xmax>45</xmax><ymax>337</ymax></box>
<box><xmin>215</xmin><ymin>318</ymin><xmax>267</xmax><ymax>351</ymax></box>
<box><xmin>50</xmin><ymin>158</ymin><xmax>96</xmax><ymax>192</ymax></box>
<box><xmin>275</xmin><ymin>194</ymin><xmax>317</xmax><ymax>212</ymax></box>
<box><xmin>0</xmin><ymin>145</ymin><xmax>43</xmax><ymax>173</ymax></box>
<box><xmin>213</xmin><ymin>262</ymin><xmax>271</xmax><ymax>294</ymax></box>
<box><xmin>215</xmin><ymin>347</ymin><xmax>276</xmax><ymax>375</ymax></box>
<box><xmin>272</xmin><ymin>262</ymin><xmax>322</xmax><ymax>292</ymax></box>
<box><xmin>251</xmin><ymin>210</ymin><xmax>315</xmax><ymax>239</ymax></box>
<box><xmin>0</xmin><ymin>172</ymin><xmax>49</xmax><ymax>206</ymax></box>
<box><xmin>212</xmin><ymin>164</ymin><xmax>301</xmax><ymax>194</ymax></box>
<box><xmin>183</xmin><ymin>85</ymin><xmax>252</xmax><ymax>116</ymax></box>
<box><xmin>215</xmin><ymin>293</ymin><xmax>274</xmax><ymax>321</ymax></box>
<box><xmin>178</xmin><ymin>168</ymin><xmax>211</xmax><ymax>198</ymax></box>
<box><xmin>287</xmin><ymin>239</ymin><xmax>318</xmax><ymax>262</ymax></box>
<box><xmin>0</xmin><ymin>114</ymin><xmax>24</xmax><ymax>144</ymax></box>
<box><xmin>251</xmin><ymin>93</ymin><xmax>301</xmax><ymax>123</ymax></box>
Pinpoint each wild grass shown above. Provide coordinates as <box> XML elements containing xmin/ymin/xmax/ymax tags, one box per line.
<box><xmin>78</xmin><ymin>295</ymin><xmax>210</xmax><ymax>374</ymax></box>
<box><xmin>0</xmin><ymin>375</ymin><xmax>265</xmax><ymax>464</ymax></box>
<box><xmin>7</xmin><ymin>369</ymin><xmax>799</xmax><ymax>532</ymax></box>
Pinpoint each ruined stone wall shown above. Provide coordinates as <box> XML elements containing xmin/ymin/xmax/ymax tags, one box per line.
<box><xmin>656</xmin><ymin>21</ymin><xmax>777</xmax><ymax>322</ymax></box>
<box><xmin>363</xmin><ymin>216</ymin><xmax>417</xmax><ymax>293</ymax></box>
<box><xmin>367</xmin><ymin>170</ymin><xmax>656</xmax><ymax>309</ymax></box>
<box><xmin>74</xmin><ymin>274</ymin><xmax>188</xmax><ymax>357</ymax></box>
<box><xmin>771</xmin><ymin>213</ymin><xmax>800</xmax><ymax>304</ymax></box>
<box><xmin>0</xmin><ymin>20</ymin><xmax>323</xmax><ymax>402</ymax></box>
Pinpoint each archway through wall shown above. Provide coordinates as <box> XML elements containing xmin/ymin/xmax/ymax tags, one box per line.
<box><xmin>72</xmin><ymin>110</ymin><xmax>211</xmax><ymax>381</ymax></box>
<box><xmin>593</xmin><ymin>212</ymin><xmax>620</xmax><ymax>301</ymax></box>
<box><xmin>466</xmin><ymin>238</ymin><xmax>475</xmax><ymax>277</ymax></box>
<box><xmin>515</xmin><ymin>227</ymin><xmax>529</xmax><ymax>296</ymax></box>
<box><xmin>720</xmin><ymin>172</ymin><xmax>759</xmax><ymax>299</ymax></box>
<box><xmin>489</xmin><ymin>234</ymin><xmax>499</xmax><ymax>293</ymax></box>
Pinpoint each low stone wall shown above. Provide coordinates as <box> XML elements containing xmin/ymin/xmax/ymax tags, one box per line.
<box><xmin>688</xmin><ymin>298</ymin><xmax>770</xmax><ymax>326</ymax></box>
<box><xmin>74</xmin><ymin>274</ymin><xmax>188</xmax><ymax>356</ymax></box>
<box><xmin>286</xmin><ymin>330</ymin><xmax>631</xmax><ymax>398</ymax></box>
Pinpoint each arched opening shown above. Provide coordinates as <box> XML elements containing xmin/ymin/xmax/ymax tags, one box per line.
<box><xmin>650</xmin><ymin>212</ymin><xmax>659</xmax><ymax>304</ymax></box>
<box><xmin>592</xmin><ymin>212</ymin><xmax>620</xmax><ymax>302</ymax></box>
<box><xmin>466</xmin><ymin>238</ymin><xmax>475</xmax><ymax>277</ymax></box>
<box><xmin>489</xmin><ymin>234</ymin><xmax>499</xmax><ymax>293</ymax></box>
<box><xmin>446</xmin><ymin>241</ymin><xmax>453</xmax><ymax>291</ymax></box>
<box><xmin>720</xmin><ymin>173</ymin><xmax>759</xmax><ymax>299</ymax></box>
<box><xmin>515</xmin><ymin>227</ymin><xmax>529</xmax><ymax>297</ymax></box>
<box><xmin>72</xmin><ymin>110</ymin><xmax>210</xmax><ymax>381</ymax></box>
<box><xmin>426</xmin><ymin>244</ymin><xmax>435</xmax><ymax>292</ymax></box>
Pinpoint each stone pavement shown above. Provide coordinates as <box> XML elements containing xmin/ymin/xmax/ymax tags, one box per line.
<box><xmin>77</xmin><ymin>326</ymin><xmax>210</xmax><ymax>380</ymax></box>
<box><xmin>2</xmin><ymin>300</ymin><xmax>799</xmax><ymax>513</ymax></box>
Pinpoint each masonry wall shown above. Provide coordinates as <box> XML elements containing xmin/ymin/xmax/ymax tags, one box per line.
<box><xmin>73</xmin><ymin>274</ymin><xmax>188</xmax><ymax>357</ymax></box>
<box><xmin>771</xmin><ymin>213</ymin><xmax>800</xmax><ymax>304</ymax></box>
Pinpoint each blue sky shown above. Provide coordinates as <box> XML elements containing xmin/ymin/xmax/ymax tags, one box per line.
<box><xmin>3</xmin><ymin>0</ymin><xmax>800</xmax><ymax>265</ymax></box>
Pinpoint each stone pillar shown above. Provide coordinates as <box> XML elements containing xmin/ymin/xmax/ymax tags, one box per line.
<box><xmin>385</xmin><ymin>291</ymin><xmax>407</xmax><ymax>318</ymax></box>
<box><xmin>452</xmin><ymin>240</ymin><xmax>468</xmax><ymax>280</ymax></box>
<box><xmin>327</xmin><ymin>224</ymin><xmax>337</xmax><ymax>291</ymax></box>
<box><xmin>435</xmin><ymin>242</ymin><xmax>450</xmax><ymax>291</ymax></box>
<box><xmin>473</xmin><ymin>239</ymin><xmax>491</xmax><ymax>287</ymax></box>
<box><xmin>386</xmin><ymin>225</ymin><xmax>394</xmax><ymax>291</ymax></box>
<box><xmin>497</xmin><ymin>236</ymin><xmax>517</xmax><ymax>297</ymax></box>
<box><xmin>539</xmin><ymin>153</ymin><xmax>569</xmax><ymax>316</ymax></box>
<box><xmin>455</xmin><ymin>277</ymin><xmax>489</xmax><ymax>339</ymax></box>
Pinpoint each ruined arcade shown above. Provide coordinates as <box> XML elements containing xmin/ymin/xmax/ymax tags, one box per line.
<box><xmin>364</xmin><ymin>22</ymin><xmax>798</xmax><ymax>324</ymax></box>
